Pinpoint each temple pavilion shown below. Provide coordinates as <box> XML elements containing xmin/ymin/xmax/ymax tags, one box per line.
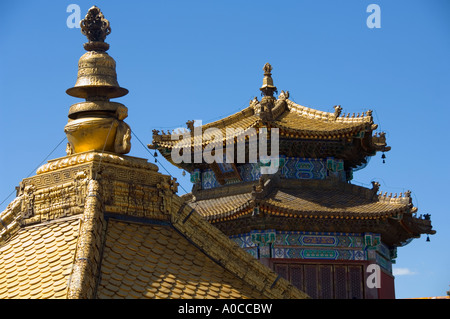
<box><xmin>149</xmin><ymin>62</ymin><xmax>436</xmax><ymax>299</ymax></box>
<box><xmin>0</xmin><ymin>7</ymin><xmax>306</xmax><ymax>299</ymax></box>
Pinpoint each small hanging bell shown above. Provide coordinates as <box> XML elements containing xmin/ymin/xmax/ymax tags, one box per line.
<box><xmin>154</xmin><ymin>151</ymin><xmax>158</xmax><ymax>157</ymax></box>
<box><xmin>182</xmin><ymin>171</ymin><xmax>186</xmax><ymax>177</ymax></box>
<box><xmin>381</xmin><ymin>153</ymin><xmax>386</xmax><ymax>164</ymax></box>
<box><xmin>426</xmin><ymin>235</ymin><xmax>430</xmax><ymax>242</ymax></box>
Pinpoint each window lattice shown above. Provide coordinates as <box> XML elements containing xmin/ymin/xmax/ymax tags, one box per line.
<box><xmin>304</xmin><ymin>265</ymin><xmax>318</xmax><ymax>299</ymax></box>
<box><xmin>290</xmin><ymin>266</ymin><xmax>303</xmax><ymax>291</ymax></box>
<box><xmin>334</xmin><ymin>266</ymin><xmax>347</xmax><ymax>299</ymax></box>
<box><xmin>273</xmin><ymin>263</ymin><xmax>366</xmax><ymax>299</ymax></box>
<box><xmin>349</xmin><ymin>266</ymin><xmax>363</xmax><ymax>299</ymax></box>
<box><xmin>320</xmin><ymin>266</ymin><xmax>333</xmax><ymax>299</ymax></box>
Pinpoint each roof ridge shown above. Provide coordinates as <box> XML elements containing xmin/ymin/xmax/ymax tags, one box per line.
<box><xmin>199</xmin><ymin>106</ymin><xmax>256</xmax><ymax>130</ymax></box>
<box><xmin>0</xmin><ymin>195</ymin><xmax>23</xmax><ymax>246</ymax></box>
<box><xmin>286</xmin><ymin>99</ymin><xmax>373</xmax><ymax>124</ymax></box>
<box><xmin>377</xmin><ymin>190</ymin><xmax>413</xmax><ymax>205</ymax></box>
<box><xmin>67</xmin><ymin>179</ymin><xmax>103</xmax><ymax>299</ymax></box>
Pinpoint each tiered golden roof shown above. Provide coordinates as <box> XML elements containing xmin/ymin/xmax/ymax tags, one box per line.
<box><xmin>149</xmin><ymin>63</ymin><xmax>390</xmax><ymax>170</ymax></box>
<box><xmin>148</xmin><ymin>62</ymin><xmax>435</xmax><ymax>247</ymax></box>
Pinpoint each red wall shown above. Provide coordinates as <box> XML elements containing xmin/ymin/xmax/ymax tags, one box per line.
<box><xmin>379</xmin><ymin>270</ymin><xmax>395</xmax><ymax>299</ymax></box>
<box><xmin>270</xmin><ymin>259</ymin><xmax>389</xmax><ymax>299</ymax></box>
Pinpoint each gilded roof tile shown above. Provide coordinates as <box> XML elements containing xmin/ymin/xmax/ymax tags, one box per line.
<box><xmin>264</xmin><ymin>187</ymin><xmax>405</xmax><ymax>217</ymax></box>
<box><xmin>191</xmin><ymin>179</ymin><xmax>411</xmax><ymax>221</ymax></box>
<box><xmin>0</xmin><ymin>217</ymin><xmax>80</xmax><ymax>299</ymax></box>
<box><xmin>151</xmin><ymin>99</ymin><xmax>373</xmax><ymax>152</ymax></box>
<box><xmin>96</xmin><ymin>219</ymin><xmax>270</xmax><ymax>299</ymax></box>
<box><xmin>191</xmin><ymin>193</ymin><xmax>253</xmax><ymax>220</ymax></box>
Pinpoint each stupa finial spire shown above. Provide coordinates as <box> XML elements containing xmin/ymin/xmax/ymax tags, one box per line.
<box><xmin>64</xmin><ymin>6</ymin><xmax>131</xmax><ymax>156</ymax></box>
<box><xmin>263</xmin><ymin>62</ymin><xmax>272</xmax><ymax>75</ymax></box>
<box><xmin>80</xmin><ymin>6</ymin><xmax>111</xmax><ymax>51</ymax></box>
<box><xmin>260</xmin><ymin>63</ymin><xmax>277</xmax><ymax>97</ymax></box>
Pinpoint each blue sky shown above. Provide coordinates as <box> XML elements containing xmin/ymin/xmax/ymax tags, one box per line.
<box><xmin>0</xmin><ymin>0</ymin><xmax>449</xmax><ymax>299</ymax></box>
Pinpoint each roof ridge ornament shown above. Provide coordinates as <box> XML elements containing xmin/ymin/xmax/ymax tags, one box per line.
<box><xmin>333</xmin><ymin>105</ymin><xmax>342</xmax><ymax>120</ymax></box>
<box><xmin>80</xmin><ymin>6</ymin><xmax>111</xmax><ymax>51</ymax></box>
<box><xmin>263</xmin><ymin>62</ymin><xmax>272</xmax><ymax>75</ymax></box>
<box><xmin>260</xmin><ymin>63</ymin><xmax>277</xmax><ymax>97</ymax></box>
<box><xmin>278</xmin><ymin>90</ymin><xmax>289</xmax><ymax>100</ymax></box>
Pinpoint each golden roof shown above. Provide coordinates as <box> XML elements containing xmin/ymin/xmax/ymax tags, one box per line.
<box><xmin>149</xmin><ymin>63</ymin><xmax>385</xmax><ymax>148</ymax></box>
<box><xmin>149</xmin><ymin>64</ymin><xmax>390</xmax><ymax>171</ymax></box>
<box><xmin>279</xmin><ymin>100</ymin><xmax>373</xmax><ymax>136</ymax></box>
<box><xmin>150</xmin><ymin>100</ymin><xmax>376</xmax><ymax>149</ymax></box>
<box><xmin>184</xmin><ymin>177</ymin><xmax>435</xmax><ymax>246</ymax></box>
<box><xmin>97</xmin><ymin>219</ymin><xmax>270</xmax><ymax>299</ymax></box>
<box><xmin>0</xmin><ymin>217</ymin><xmax>80</xmax><ymax>299</ymax></box>
<box><xmin>193</xmin><ymin>181</ymin><xmax>408</xmax><ymax>220</ymax></box>
<box><xmin>0</xmin><ymin>152</ymin><xmax>308</xmax><ymax>299</ymax></box>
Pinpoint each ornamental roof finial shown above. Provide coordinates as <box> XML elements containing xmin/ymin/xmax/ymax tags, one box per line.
<box><xmin>263</xmin><ymin>62</ymin><xmax>272</xmax><ymax>75</ymax></box>
<box><xmin>260</xmin><ymin>63</ymin><xmax>277</xmax><ymax>97</ymax></box>
<box><xmin>80</xmin><ymin>6</ymin><xmax>111</xmax><ymax>51</ymax></box>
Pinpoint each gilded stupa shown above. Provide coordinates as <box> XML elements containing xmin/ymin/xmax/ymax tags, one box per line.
<box><xmin>64</xmin><ymin>6</ymin><xmax>131</xmax><ymax>155</ymax></box>
<box><xmin>0</xmin><ymin>6</ymin><xmax>306</xmax><ymax>299</ymax></box>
